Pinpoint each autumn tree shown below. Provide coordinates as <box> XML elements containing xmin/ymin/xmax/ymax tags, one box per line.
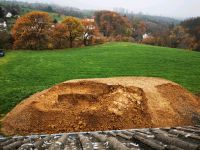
<box><xmin>142</xmin><ymin>36</ymin><xmax>157</xmax><ymax>45</ymax></box>
<box><xmin>53</xmin><ymin>18</ymin><xmax>58</xmax><ymax>24</ymax></box>
<box><xmin>95</xmin><ymin>11</ymin><xmax>132</xmax><ymax>37</ymax></box>
<box><xmin>0</xmin><ymin>31</ymin><xmax>13</xmax><ymax>49</ymax></box>
<box><xmin>12</xmin><ymin>11</ymin><xmax>52</xmax><ymax>50</ymax></box>
<box><xmin>169</xmin><ymin>26</ymin><xmax>197</xmax><ymax>50</ymax></box>
<box><xmin>132</xmin><ymin>21</ymin><xmax>147</xmax><ymax>41</ymax></box>
<box><xmin>51</xmin><ymin>23</ymin><xmax>68</xmax><ymax>49</ymax></box>
<box><xmin>181</xmin><ymin>17</ymin><xmax>200</xmax><ymax>51</ymax></box>
<box><xmin>0</xmin><ymin>7</ymin><xmax>5</xmax><ymax>18</ymax></box>
<box><xmin>82</xmin><ymin>19</ymin><xmax>100</xmax><ymax>46</ymax></box>
<box><xmin>62</xmin><ymin>17</ymin><xmax>84</xmax><ymax>48</ymax></box>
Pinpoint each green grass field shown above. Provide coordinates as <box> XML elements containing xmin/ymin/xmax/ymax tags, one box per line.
<box><xmin>0</xmin><ymin>42</ymin><xmax>200</xmax><ymax>115</ymax></box>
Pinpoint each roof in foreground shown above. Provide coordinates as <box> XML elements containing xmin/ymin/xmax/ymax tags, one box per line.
<box><xmin>0</xmin><ymin>125</ymin><xmax>200</xmax><ymax>150</ymax></box>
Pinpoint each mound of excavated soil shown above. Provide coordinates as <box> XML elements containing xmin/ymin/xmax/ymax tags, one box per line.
<box><xmin>2</xmin><ymin>77</ymin><xmax>200</xmax><ymax>135</ymax></box>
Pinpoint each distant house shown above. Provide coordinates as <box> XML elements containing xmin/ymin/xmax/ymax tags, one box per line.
<box><xmin>0</xmin><ymin>21</ymin><xmax>7</xmax><ymax>28</ymax></box>
<box><xmin>0</xmin><ymin>19</ymin><xmax>7</xmax><ymax>31</ymax></box>
<box><xmin>142</xmin><ymin>33</ymin><xmax>150</xmax><ymax>39</ymax></box>
<box><xmin>6</xmin><ymin>12</ymin><xmax>12</xmax><ymax>18</ymax></box>
<box><xmin>82</xmin><ymin>18</ymin><xmax>96</xmax><ymax>30</ymax></box>
<box><xmin>3</xmin><ymin>21</ymin><xmax>7</xmax><ymax>28</ymax></box>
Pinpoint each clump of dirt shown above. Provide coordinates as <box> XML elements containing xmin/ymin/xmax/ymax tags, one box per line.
<box><xmin>196</xmin><ymin>93</ymin><xmax>200</xmax><ymax>99</ymax></box>
<box><xmin>2</xmin><ymin>77</ymin><xmax>200</xmax><ymax>135</ymax></box>
<box><xmin>156</xmin><ymin>83</ymin><xmax>200</xmax><ymax>125</ymax></box>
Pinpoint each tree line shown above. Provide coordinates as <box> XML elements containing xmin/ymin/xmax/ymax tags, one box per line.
<box><xmin>0</xmin><ymin>0</ymin><xmax>93</xmax><ymax>18</ymax></box>
<box><xmin>0</xmin><ymin>10</ymin><xmax>132</xmax><ymax>50</ymax></box>
<box><xmin>10</xmin><ymin>11</ymin><xmax>105</xmax><ymax>49</ymax></box>
<box><xmin>0</xmin><ymin>8</ymin><xmax>200</xmax><ymax>51</ymax></box>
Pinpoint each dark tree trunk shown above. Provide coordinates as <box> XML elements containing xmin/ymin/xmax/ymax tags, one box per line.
<box><xmin>83</xmin><ymin>38</ymin><xmax>87</xmax><ymax>46</ymax></box>
<box><xmin>70</xmin><ymin>40</ymin><xmax>73</xmax><ymax>48</ymax></box>
<box><xmin>69</xmin><ymin>32</ymin><xmax>73</xmax><ymax>48</ymax></box>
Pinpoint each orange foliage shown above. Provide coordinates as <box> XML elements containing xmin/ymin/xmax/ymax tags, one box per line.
<box><xmin>51</xmin><ymin>23</ymin><xmax>69</xmax><ymax>49</ymax></box>
<box><xmin>62</xmin><ymin>17</ymin><xmax>84</xmax><ymax>48</ymax></box>
<box><xmin>12</xmin><ymin>11</ymin><xmax>52</xmax><ymax>50</ymax></box>
<box><xmin>142</xmin><ymin>36</ymin><xmax>157</xmax><ymax>45</ymax></box>
<box><xmin>169</xmin><ymin>26</ymin><xmax>197</xmax><ymax>50</ymax></box>
<box><xmin>95</xmin><ymin>11</ymin><xmax>132</xmax><ymax>37</ymax></box>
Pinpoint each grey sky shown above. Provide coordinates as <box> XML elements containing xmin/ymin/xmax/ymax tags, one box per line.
<box><xmin>18</xmin><ymin>0</ymin><xmax>200</xmax><ymax>19</ymax></box>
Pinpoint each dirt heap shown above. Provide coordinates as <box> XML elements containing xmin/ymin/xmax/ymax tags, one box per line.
<box><xmin>2</xmin><ymin>77</ymin><xmax>200</xmax><ymax>135</ymax></box>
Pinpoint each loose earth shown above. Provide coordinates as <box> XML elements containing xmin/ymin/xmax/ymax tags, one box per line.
<box><xmin>2</xmin><ymin>77</ymin><xmax>200</xmax><ymax>135</ymax></box>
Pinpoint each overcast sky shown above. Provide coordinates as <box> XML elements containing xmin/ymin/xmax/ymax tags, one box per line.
<box><xmin>17</xmin><ymin>0</ymin><xmax>200</xmax><ymax>19</ymax></box>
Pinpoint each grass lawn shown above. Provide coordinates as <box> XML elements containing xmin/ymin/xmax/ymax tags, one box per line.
<box><xmin>0</xmin><ymin>42</ymin><xmax>200</xmax><ymax>115</ymax></box>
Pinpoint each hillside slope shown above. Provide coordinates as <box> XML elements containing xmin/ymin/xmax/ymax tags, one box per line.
<box><xmin>0</xmin><ymin>42</ymin><xmax>200</xmax><ymax>116</ymax></box>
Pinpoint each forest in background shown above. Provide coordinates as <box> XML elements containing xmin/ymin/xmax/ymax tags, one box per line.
<box><xmin>0</xmin><ymin>0</ymin><xmax>200</xmax><ymax>51</ymax></box>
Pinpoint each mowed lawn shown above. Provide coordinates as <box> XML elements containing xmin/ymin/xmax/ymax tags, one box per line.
<box><xmin>0</xmin><ymin>42</ymin><xmax>200</xmax><ymax>115</ymax></box>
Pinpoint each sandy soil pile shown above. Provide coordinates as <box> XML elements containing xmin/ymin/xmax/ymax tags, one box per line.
<box><xmin>2</xmin><ymin>77</ymin><xmax>200</xmax><ymax>135</ymax></box>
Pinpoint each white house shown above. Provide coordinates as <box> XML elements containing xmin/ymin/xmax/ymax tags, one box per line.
<box><xmin>6</xmin><ymin>12</ymin><xmax>12</xmax><ymax>18</ymax></box>
<box><xmin>82</xmin><ymin>18</ymin><xmax>96</xmax><ymax>30</ymax></box>
<box><xmin>143</xmin><ymin>33</ymin><xmax>150</xmax><ymax>39</ymax></box>
<box><xmin>0</xmin><ymin>21</ymin><xmax>7</xmax><ymax>28</ymax></box>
